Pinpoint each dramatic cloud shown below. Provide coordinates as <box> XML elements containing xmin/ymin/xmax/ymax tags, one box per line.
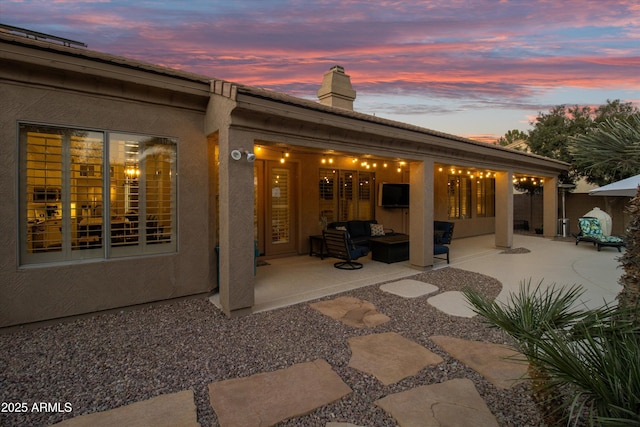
<box><xmin>3</xmin><ymin>0</ymin><xmax>639</xmax><ymax>140</ymax></box>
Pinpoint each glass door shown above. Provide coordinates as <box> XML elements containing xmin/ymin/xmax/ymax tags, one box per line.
<box><xmin>265</xmin><ymin>161</ymin><xmax>297</xmax><ymax>255</ymax></box>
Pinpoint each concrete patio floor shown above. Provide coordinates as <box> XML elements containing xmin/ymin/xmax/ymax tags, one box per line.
<box><xmin>212</xmin><ymin>233</ymin><xmax>624</xmax><ymax>314</ymax></box>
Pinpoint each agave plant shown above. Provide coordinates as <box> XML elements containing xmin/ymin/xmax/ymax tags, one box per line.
<box><xmin>463</xmin><ymin>280</ymin><xmax>639</xmax><ymax>426</ymax></box>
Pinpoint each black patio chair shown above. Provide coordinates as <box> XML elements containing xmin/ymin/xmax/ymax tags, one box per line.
<box><xmin>322</xmin><ymin>229</ymin><xmax>370</xmax><ymax>270</ymax></box>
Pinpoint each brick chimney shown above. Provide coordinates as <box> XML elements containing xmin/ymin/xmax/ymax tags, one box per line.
<box><xmin>317</xmin><ymin>65</ymin><xmax>356</xmax><ymax>110</ymax></box>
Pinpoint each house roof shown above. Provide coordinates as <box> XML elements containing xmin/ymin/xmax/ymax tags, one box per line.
<box><xmin>0</xmin><ymin>30</ymin><xmax>211</xmax><ymax>85</ymax></box>
<box><xmin>1</xmin><ymin>29</ymin><xmax>568</xmax><ymax>171</ymax></box>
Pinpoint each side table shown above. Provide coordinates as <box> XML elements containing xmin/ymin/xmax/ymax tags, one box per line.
<box><xmin>309</xmin><ymin>234</ymin><xmax>327</xmax><ymax>259</ymax></box>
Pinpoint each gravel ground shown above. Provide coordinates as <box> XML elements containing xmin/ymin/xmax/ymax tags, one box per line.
<box><xmin>0</xmin><ymin>267</ymin><xmax>545</xmax><ymax>427</ymax></box>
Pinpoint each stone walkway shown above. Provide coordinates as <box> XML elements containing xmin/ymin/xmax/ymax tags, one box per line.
<box><xmin>51</xmin><ymin>279</ymin><xmax>530</xmax><ymax>427</ymax></box>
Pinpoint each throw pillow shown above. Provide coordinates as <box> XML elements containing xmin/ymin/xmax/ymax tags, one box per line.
<box><xmin>335</xmin><ymin>226</ymin><xmax>347</xmax><ymax>231</ymax></box>
<box><xmin>370</xmin><ymin>223</ymin><xmax>385</xmax><ymax>236</ymax></box>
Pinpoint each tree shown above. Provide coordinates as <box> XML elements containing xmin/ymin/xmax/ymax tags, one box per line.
<box><xmin>594</xmin><ymin>98</ymin><xmax>639</xmax><ymax>124</ymax></box>
<box><xmin>526</xmin><ymin>100</ymin><xmax>639</xmax><ymax>185</ymax></box>
<box><xmin>526</xmin><ymin>105</ymin><xmax>594</xmax><ymax>184</ymax></box>
<box><xmin>496</xmin><ymin>129</ymin><xmax>528</xmax><ymax>147</ymax></box>
<box><xmin>569</xmin><ymin>113</ymin><xmax>640</xmax><ymax>186</ymax></box>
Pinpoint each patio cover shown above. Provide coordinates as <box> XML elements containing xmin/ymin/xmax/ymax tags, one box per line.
<box><xmin>589</xmin><ymin>174</ymin><xmax>640</xmax><ymax>197</ymax></box>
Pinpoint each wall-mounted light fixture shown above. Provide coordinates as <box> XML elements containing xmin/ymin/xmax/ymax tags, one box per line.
<box><xmin>231</xmin><ymin>148</ymin><xmax>256</xmax><ymax>162</ymax></box>
<box><xmin>230</xmin><ymin>149</ymin><xmax>242</xmax><ymax>161</ymax></box>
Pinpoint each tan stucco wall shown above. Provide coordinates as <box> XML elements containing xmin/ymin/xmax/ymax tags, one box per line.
<box><xmin>0</xmin><ymin>78</ymin><xmax>212</xmax><ymax>327</ymax></box>
<box><xmin>1</xmin><ymin>36</ymin><xmax>570</xmax><ymax>324</ymax></box>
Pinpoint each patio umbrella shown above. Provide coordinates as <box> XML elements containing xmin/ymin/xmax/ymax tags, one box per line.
<box><xmin>589</xmin><ymin>174</ymin><xmax>640</xmax><ymax>197</ymax></box>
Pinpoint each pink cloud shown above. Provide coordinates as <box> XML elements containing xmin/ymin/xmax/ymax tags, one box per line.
<box><xmin>3</xmin><ymin>0</ymin><xmax>638</xmax><ymax>120</ymax></box>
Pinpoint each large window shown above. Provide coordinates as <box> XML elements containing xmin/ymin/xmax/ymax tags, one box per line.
<box><xmin>19</xmin><ymin>123</ymin><xmax>177</xmax><ymax>265</ymax></box>
<box><xmin>319</xmin><ymin>168</ymin><xmax>374</xmax><ymax>222</ymax></box>
<box><xmin>448</xmin><ymin>175</ymin><xmax>471</xmax><ymax>219</ymax></box>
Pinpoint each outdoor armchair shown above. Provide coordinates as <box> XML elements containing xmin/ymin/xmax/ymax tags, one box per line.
<box><xmin>322</xmin><ymin>229</ymin><xmax>370</xmax><ymax>269</ymax></box>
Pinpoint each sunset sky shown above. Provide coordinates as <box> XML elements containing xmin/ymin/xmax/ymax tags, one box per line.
<box><xmin>3</xmin><ymin>0</ymin><xmax>639</xmax><ymax>142</ymax></box>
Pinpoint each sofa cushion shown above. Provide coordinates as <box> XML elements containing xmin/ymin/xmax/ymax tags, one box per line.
<box><xmin>370</xmin><ymin>223</ymin><xmax>385</xmax><ymax>236</ymax></box>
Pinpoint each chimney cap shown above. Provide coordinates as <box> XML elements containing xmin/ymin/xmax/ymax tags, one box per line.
<box><xmin>330</xmin><ymin>65</ymin><xmax>345</xmax><ymax>74</ymax></box>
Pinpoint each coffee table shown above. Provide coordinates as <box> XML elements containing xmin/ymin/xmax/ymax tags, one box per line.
<box><xmin>368</xmin><ymin>234</ymin><xmax>409</xmax><ymax>263</ymax></box>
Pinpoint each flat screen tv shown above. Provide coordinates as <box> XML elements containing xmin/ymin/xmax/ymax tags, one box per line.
<box><xmin>379</xmin><ymin>183</ymin><xmax>409</xmax><ymax>208</ymax></box>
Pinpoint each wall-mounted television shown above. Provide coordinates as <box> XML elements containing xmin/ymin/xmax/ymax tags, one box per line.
<box><xmin>378</xmin><ymin>182</ymin><xmax>409</xmax><ymax>208</ymax></box>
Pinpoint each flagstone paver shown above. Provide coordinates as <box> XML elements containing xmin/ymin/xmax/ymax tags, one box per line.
<box><xmin>375</xmin><ymin>378</ymin><xmax>499</xmax><ymax>427</ymax></box>
<box><xmin>379</xmin><ymin>279</ymin><xmax>439</xmax><ymax>298</ymax></box>
<box><xmin>208</xmin><ymin>359</ymin><xmax>352</xmax><ymax>427</ymax></box>
<box><xmin>427</xmin><ymin>291</ymin><xmax>476</xmax><ymax>317</ymax></box>
<box><xmin>309</xmin><ymin>296</ymin><xmax>390</xmax><ymax>328</ymax></box>
<box><xmin>430</xmin><ymin>335</ymin><xmax>528</xmax><ymax>389</ymax></box>
<box><xmin>347</xmin><ymin>332</ymin><xmax>444</xmax><ymax>385</ymax></box>
<box><xmin>51</xmin><ymin>390</ymin><xmax>199</xmax><ymax>427</ymax></box>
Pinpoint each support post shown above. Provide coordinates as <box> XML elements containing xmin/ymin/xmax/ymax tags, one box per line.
<box><xmin>217</xmin><ymin>128</ymin><xmax>255</xmax><ymax>316</ymax></box>
<box><xmin>495</xmin><ymin>170</ymin><xmax>514</xmax><ymax>248</ymax></box>
<box><xmin>409</xmin><ymin>159</ymin><xmax>434</xmax><ymax>268</ymax></box>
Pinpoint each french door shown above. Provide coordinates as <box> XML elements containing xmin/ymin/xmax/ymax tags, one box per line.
<box><xmin>255</xmin><ymin>160</ymin><xmax>297</xmax><ymax>256</ymax></box>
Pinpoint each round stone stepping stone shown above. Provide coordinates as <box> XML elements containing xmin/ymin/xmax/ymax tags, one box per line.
<box><xmin>348</xmin><ymin>332</ymin><xmax>443</xmax><ymax>385</ymax></box>
<box><xmin>427</xmin><ymin>290</ymin><xmax>476</xmax><ymax>317</ymax></box>
<box><xmin>380</xmin><ymin>279</ymin><xmax>439</xmax><ymax>298</ymax></box>
<box><xmin>375</xmin><ymin>378</ymin><xmax>499</xmax><ymax>427</ymax></box>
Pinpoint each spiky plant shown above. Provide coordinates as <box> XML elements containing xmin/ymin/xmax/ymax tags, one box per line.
<box><xmin>464</xmin><ymin>281</ymin><xmax>639</xmax><ymax>426</ymax></box>
<box><xmin>529</xmin><ymin>320</ymin><xmax>640</xmax><ymax>426</ymax></box>
<box><xmin>570</xmin><ymin>113</ymin><xmax>640</xmax><ymax>186</ymax></box>
<box><xmin>463</xmin><ymin>280</ymin><xmax>589</xmax><ymax>357</ymax></box>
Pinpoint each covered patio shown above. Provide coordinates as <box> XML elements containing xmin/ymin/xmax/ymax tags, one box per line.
<box><xmin>212</xmin><ymin>233</ymin><xmax>623</xmax><ymax>313</ymax></box>
<box><xmin>211</xmin><ymin>68</ymin><xmax>569</xmax><ymax>317</ymax></box>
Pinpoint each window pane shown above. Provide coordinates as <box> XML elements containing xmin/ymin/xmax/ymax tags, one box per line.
<box><xmin>110</xmin><ymin>134</ymin><xmax>177</xmax><ymax>253</ymax></box>
<box><xmin>72</xmin><ymin>133</ymin><xmax>104</xmax><ymax>251</ymax></box>
<box><xmin>271</xmin><ymin>168</ymin><xmax>290</xmax><ymax>243</ymax></box>
<box><xmin>338</xmin><ymin>171</ymin><xmax>354</xmax><ymax>221</ymax></box>
<box><xmin>477</xmin><ymin>178</ymin><xmax>495</xmax><ymax>217</ymax></box>
<box><xmin>144</xmin><ymin>138</ymin><xmax>176</xmax><ymax>244</ymax></box>
<box><xmin>109</xmin><ymin>136</ymin><xmax>141</xmax><ymax>249</ymax></box>
<box><xmin>25</xmin><ymin>130</ymin><xmax>63</xmax><ymax>253</ymax></box>
<box><xmin>448</xmin><ymin>175</ymin><xmax>471</xmax><ymax>220</ymax></box>
<box><xmin>21</xmin><ymin>125</ymin><xmax>104</xmax><ymax>263</ymax></box>
<box><xmin>357</xmin><ymin>172</ymin><xmax>374</xmax><ymax>220</ymax></box>
<box><xmin>319</xmin><ymin>168</ymin><xmax>336</xmax><ymax>224</ymax></box>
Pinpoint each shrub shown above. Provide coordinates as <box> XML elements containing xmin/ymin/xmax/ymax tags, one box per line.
<box><xmin>464</xmin><ymin>282</ymin><xmax>639</xmax><ymax>426</ymax></box>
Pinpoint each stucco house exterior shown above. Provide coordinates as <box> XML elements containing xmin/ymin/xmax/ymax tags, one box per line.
<box><xmin>0</xmin><ymin>31</ymin><xmax>568</xmax><ymax>327</ymax></box>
